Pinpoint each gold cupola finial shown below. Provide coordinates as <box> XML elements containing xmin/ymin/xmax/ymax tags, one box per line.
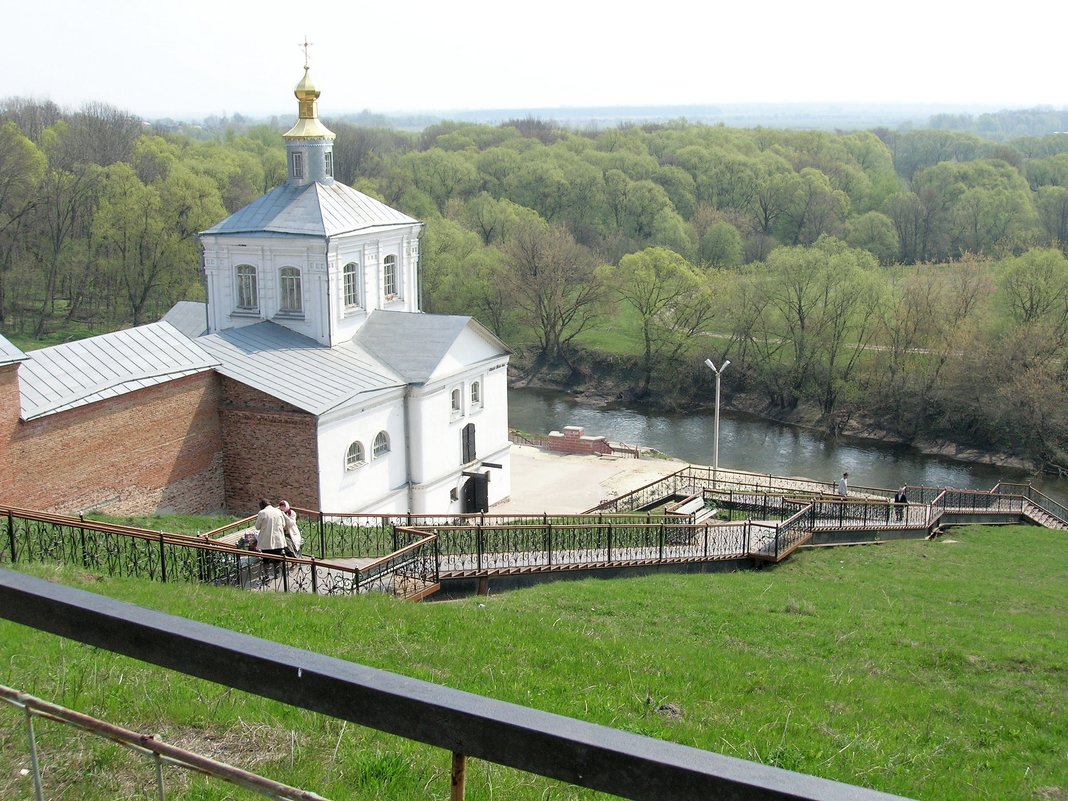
<box><xmin>283</xmin><ymin>37</ymin><xmax>335</xmax><ymax>141</ymax></box>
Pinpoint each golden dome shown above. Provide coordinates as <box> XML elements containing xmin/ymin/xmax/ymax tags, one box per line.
<box><xmin>284</xmin><ymin>66</ymin><xmax>335</xmax><ymax>141</ymax></box>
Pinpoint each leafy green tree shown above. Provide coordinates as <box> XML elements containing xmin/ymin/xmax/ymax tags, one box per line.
<box><xmin>400</xmin><ymin>148</ymin><xmax>479</xmax><ymax>214</ymax></box>
<box><xmin>503</xmin><ymin>218</ymin><xmax>606</xmax><ymax>365</ymax></box>
<box><xmin>844</xmin><ymin>211</ymin><xmax>899</xmax><ymax>265</ymax></box>
<box><xmin>94</xmin><ymin>163</ymin><xmax>224</xmax><ymax>325</ymax></box>
<box><xmin>784</xmin><ymin>168</ymin><xmax>849</xmax><ymax>245</ymax></box>
<box><xmin>699</xmin><ymin>220</ymin><xmax>744</xmax><ymax>268</ymax></box>
<box><xmin>737</xmin><ymin>238</ymin><xmax>882</xmax><ymax>417</ymax></box>
<box><xmin>1036</xmin><ymin>185</ymin><xmax>1068</xmax><ymax>250</ymax></box>
<box><xmin>598</xmin><ymin>247</ymin><xmax>717</xmax><ymax>394</ymax></box>
<box><xmin>0</xmin><ymin>122</ymin><xmax>45</xmax><ymax>321</ymax></box>
<box><xmin>999</xmin><ymin>247</ymin><xmax>1068</xmax><ymax>344</ymax></box>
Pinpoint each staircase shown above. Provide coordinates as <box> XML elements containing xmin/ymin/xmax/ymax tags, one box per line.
<box><xmin>1023</xmin><ymin>502</ymin><xmax>1068</xmax><ymax>531</ymax></box>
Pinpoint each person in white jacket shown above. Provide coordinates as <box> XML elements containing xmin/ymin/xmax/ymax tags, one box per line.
<box><xmin>254</xmin><ymin>499</ymin><xmax>287</xmax><ymax>578</ymax></box>
<box><xmin>279</xmin><ymin>500</ymin><xmax>303</xmax><ymax>556</ymax></box>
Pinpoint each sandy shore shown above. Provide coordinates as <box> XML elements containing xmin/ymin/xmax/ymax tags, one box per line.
<box><xmin>491</xmin><ymin>444</ymin><xmax>687</xmax><ymax>515</ymax></box>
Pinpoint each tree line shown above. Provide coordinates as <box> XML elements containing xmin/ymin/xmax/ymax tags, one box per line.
<box><xmin>1</xmin><ymin>97</ymin><xmax>1066</xmax><ymax>469</ymax></box>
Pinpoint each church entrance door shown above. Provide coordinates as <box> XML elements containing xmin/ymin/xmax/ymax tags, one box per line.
<box><xmin>461</xmin><ymin>472</ymin><xmax>489</xmax><ymax>513</ymax></box>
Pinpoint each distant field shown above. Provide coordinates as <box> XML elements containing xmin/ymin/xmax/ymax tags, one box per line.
<box><xmin>1</xmin><ymin>524</ymin><xmax>1065</xmax><ymax>801</ymax></box>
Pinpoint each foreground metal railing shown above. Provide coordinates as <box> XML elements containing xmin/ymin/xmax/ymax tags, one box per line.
<box><xmin>0</xmin><ymin>685</ymin><xmax>328</xmax><ymax>801</ymax></box>
<box><xmin>0</xmin><ymin>569</ymin><xmax>912</xmax><ymax>801</ymax></box>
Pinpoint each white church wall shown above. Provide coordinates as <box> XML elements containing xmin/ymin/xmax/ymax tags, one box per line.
<box><xmin>327</xmin><ymin>226</ymin><xmax>422</xmax><ymax>347</ymax></box>
<box><xmin>407</xmin><ymin>356</ymin><xmax>511</xmax><ymax>512</ymax></box>
<box><xmin>201</xmin><ymin>235</ymin><xmax>331</xmax><ymax>344</ymax></box>
<box><xmin>316</xmin><ymin>389</ymin><xmax>409</xmax><ymax>513</ymax></box>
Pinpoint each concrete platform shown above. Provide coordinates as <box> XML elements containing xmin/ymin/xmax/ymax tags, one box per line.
<box><xmin>491</xmin><ymin>444</ymin><xmax>687</xmax><ymax>515</ymax></box>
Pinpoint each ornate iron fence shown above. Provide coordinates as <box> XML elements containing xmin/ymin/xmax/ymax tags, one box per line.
<box><xmin>0</xmin><ymin>507</ymin><xmax>438</xmax><ymax>600</ymax></box>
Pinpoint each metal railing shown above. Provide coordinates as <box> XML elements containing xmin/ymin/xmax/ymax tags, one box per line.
<box><xmin>0</xmin><ymin>506</ymin><xmax>439</xmax><ymax>600</ymax></box>
<box><xmin>429</xmin><ymin>518</ymin><xmax>753</xmax><ymax>574</ymax></box>
<box><xmin>1</xmin><ymin>685</ymin><xmax>328</xmax><ymax>801</ymax></box>
<box><xmin>0</xmin><ymin>569</ymin><xmax>914</xmax><ymax>801</ymax></box>
<box><xmin>993</xmin><ymin>482</ymin><xmax>1068</xmax><ymax>526</ymax></box>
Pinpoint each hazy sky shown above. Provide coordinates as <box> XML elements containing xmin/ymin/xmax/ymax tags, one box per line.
<box><xmin>5</xmin><ymin>0</ymin><xmax>1066</xmax><ymax>119</ymax></box>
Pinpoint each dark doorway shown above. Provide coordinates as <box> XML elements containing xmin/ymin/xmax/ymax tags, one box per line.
<box><xmin>462</xmin><ymin>472</ymin><xmax>489</xmax><ymax>513</ymax></box>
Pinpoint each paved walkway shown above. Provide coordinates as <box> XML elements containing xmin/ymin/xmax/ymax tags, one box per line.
<box><xmin>491</xmin><ymin>445</ymin><xmax>688</xmax><ymax>515</ymax></box>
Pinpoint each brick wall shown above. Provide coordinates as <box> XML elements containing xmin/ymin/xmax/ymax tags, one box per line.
<box><xmin>0</xmin><ymin>364</ymin><xmax>21</xmax><ymax>502</ymax></box>
<box><xmin>547</xmin><ymin>425</ymin><xmax>613</xmax><ymax>456</ymax></box>
<box><xmin>220</xmin><ymin>377</ymin><xmax>320</xmax><ymax>514</ymax></box>
<box><xmin>7</xmin><ymin>372</ymin><xmax>225</xmax><ymax>515</ymax></box>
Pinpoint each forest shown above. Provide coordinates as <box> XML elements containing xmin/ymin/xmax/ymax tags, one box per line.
<box><xmin>1</xmin><ymin>98</ymin><xmax>1066</xmax><ymax>472</ymax></box>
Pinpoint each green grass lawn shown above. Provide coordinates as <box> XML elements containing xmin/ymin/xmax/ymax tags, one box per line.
<box><xmin>1</xmin><ymin>525</ymin><xmax>1065</xmax><ymax>800</ymax></box>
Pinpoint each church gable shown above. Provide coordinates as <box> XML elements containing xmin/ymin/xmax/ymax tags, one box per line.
<box><xmin>354</xmin><ymin>311</ymin><xmax>509</xmax><ymax>385</ymax></box>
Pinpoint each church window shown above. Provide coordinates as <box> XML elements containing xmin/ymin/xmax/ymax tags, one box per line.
<box><xmin>236</xmin><ymin>264</ymin><xmax>258</xmax><ymax>310</ymax></box>
<box><xmin>292</xmin><ymin>152</ymin><xmax>304</xmax><ymax>179</ymax></box>
<box><xmin>280</xmin><ymin>267</ymin><xmax>303</xmax><ymax>314</ymax></box>
<box><xmin>325</xmin><ymin>151</ymin><xmax>334</xmax><ymax>178</ymax></box>
<box><xmin>373</xmin><ymin>431</ymin><xmax>390</xmax><ymax>458</ymax></box>
<box><xmin>343</xmin><ymin>262</ymin><xmax>360</xmax><ymax>308</ymax></box>
<box><xmin>383</xmin><ymin>254</ymin><xmax>397</xmax><ymax>298</ymax></box>
<box><xmin>470</xmin><ymin>381</ymin><xmax>482</xmax><ymax>408</ymax></box>
<box><xmin>345</xmin><ymin>441</ymin><xmax>365</xmax><ymax>470</ymax></box>
<box><xmin>450</xmin><ymin>388</ymin><xmax>462</xmax><ymax>417</ymax></box>
<box><xmin>461</xmin><ymin>423</ymin><xmax>476</xmax><ymax>464</ymax></box>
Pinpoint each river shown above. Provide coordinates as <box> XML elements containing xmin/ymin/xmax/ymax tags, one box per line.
<box><xmin>508</xmin><ymin>387</ymin><xmax>1068</xmax><ymax>504</ymax></box>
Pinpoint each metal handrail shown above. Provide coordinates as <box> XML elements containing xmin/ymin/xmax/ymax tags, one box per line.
<box><xmin>0</xmin><ymin>569</ymin><xmax>913</xmax><ymax>801</ymax></box>
<box><xmin>0</xmin><ymin>685</ymin><xmax>329</xmax><ymax>801</ymax></box>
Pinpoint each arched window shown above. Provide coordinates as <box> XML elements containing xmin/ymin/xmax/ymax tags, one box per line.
<box><xmin>450</xmin><ymin>388</ymin><xmax>462</xmax><ymax>415</ymax></box>
<box><xmin>470</xmin><ymin>381</ymin><xmax>481</xmax><ymax>407</ymax></box>
<box><xmin>383</xmin><ymin>254</ymin><xmax>397</xmax><ymax>298</ymax></box>
<box><xmin>236</xmin><ymin>264</ymin><xmax>258</xmax><ymax>310</ymax></box>
<box><xmin>291</xmin><ymin>152</ymin><xmax>304</xmax><ymax>179</ymax></box>
<box><xmin>343</xmin><ymin>262</ymin><xmax>360</xmax><ymax>308</ymax></box>
<box><xmin>373</xmin><ymin>431</ymin><xmax>390</xmax><ymax>458</ymax></box>
<box><xmin>280</xmin><ymin>267</ymin><xmax>302</xmax><ymax>313</ymax></box>
<box><xmin>345</xmin><ymin>441</ymin><xmax>365</xmax><ymax>470</ymax></box>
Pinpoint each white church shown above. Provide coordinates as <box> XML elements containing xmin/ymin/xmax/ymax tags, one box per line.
<box><xmin>2</xmin><ymin>63</ymin><xmax>511</xmax><ymax>517</ymax></box>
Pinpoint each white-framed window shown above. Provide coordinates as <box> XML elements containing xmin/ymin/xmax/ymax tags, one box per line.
<box><xmin>236</xmin><ymin>264</ymin><xmax>258</xmax><ymax>310</ymax></box>
<box><xmin>383</xmin><ymin>254</ymin><xmax>397</xmax><ymax>299</ymax></box>
<box><xmin>345</xmin><ymin>441</ymin><xmax>365</xmax><ymax>470</ymax></box>
<box><xmin>280</xmin><ymin>267</ymin><xmax>303</xmax><ymax>314</ymax></box>
<box><xmin>343</xmin><ymin>261</ymin><xmax>360</xmax><ymax>308</ymax></box>
<box><xmin>325</xmin><ymin>151</ymin><xmax>334</xmax><ymax>178</ymax></box>
<box><xmin>373</xmin><ymin>431</ymin><xmax>390</xmax><ymax>458</ymax></box>
<box><xmin>292</xmin><ymin>152</ymin><xmax>304</xmax><ymax>179</ymax></box>
<box><xmin>470</xmin><ymin>380</ymin><xmax>482</xmax><ymax>409</ymax></box>
<box><xmin>450</xmin><ymin>387</ymin><xmax>462</xmax><ymax>419</ymax></box>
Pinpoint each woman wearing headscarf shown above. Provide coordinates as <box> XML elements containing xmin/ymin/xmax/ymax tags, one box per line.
<box><xmin>279</xmin><ymin>500</ymin><xmax>303</xmax><ymax>556</ymax></box>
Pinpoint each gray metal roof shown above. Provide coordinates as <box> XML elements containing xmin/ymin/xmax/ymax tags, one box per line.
<box><xmin>194</xmin><ymin>321</ymin><xmax>404</xmax><ymax>415</ymax></box>
<box><xmin>200</xmin><ymin>180</ymin><xmax>419</xmax><ymax>238</ymax></box>
<box><xmin>18</xmin><ymin>322</ymin><xmax>219</xmax><ymax>421</ymax></box>
<box><xmin>162</xmin><ymin>301</ymin><xmax>209</xmax><ymax>338</ymax></box>
<box><xmin>354</xmin><ymin>311</ymin><xmax>509</xmax><ymax>384</ymax></box>
<box><xmin>0</xmin><ymin>334</ymin><xmax>27</xmax><ymax>366</ymax></box>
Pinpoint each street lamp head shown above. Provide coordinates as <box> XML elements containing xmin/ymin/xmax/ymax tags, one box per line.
<box><xmin>705</xmin><ymin>358</ymin><xmax>730</xmax><ymax>374</ymax></box>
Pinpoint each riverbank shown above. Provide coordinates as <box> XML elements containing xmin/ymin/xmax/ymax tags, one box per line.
<box><xmin>511</xmin><ymin>371</ymin><xmax>1039</xmax><ymax>473</ymax></box>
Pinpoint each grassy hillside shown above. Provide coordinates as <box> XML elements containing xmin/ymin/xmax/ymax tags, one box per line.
<box><xmin>1</xmin><ymin>525</ymin><xmax>1065</xmax><ymax>800</ymax></box>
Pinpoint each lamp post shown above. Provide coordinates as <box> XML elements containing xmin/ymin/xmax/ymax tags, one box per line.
<box><xmin>704</xmin><ymin>358</ymin><xmax>730</xmax><ymax>484</ymax></box>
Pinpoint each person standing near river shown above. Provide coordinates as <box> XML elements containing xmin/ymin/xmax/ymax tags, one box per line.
<box><xmin>893</xmin><ymin>487</ymin><xmax>909</xmax><ymax>522</ymax></box>
<box><xmin>838</xmin><ymin>472</ymin><xmax>849</xmax><ymax>497</ymax></box>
